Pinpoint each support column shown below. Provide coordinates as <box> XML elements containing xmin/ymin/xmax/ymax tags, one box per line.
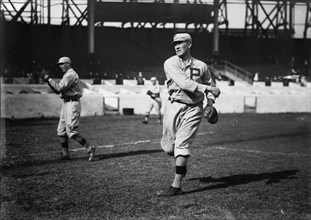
<box><xmin>47</xmin><ymin>0</ymin><xmax>51</xmax><ymax>25</ymax></box>
<box><xmin>0</xmin><ymin>10</ymin><xmax>4</xmax><ymax>77</ymax></box>
<box><xmin>213</xmin><ymin>0</ymin><xmax>219</xmax><ymax>57</ymax></box>
<box><xmin>304</xmin><ymin>2</ymin><xmax>311</xmax><ymax>39</ymax></box>
<box><xmin>88</xmin><ymin>0</ymin><xmax>95</xmax><ymax>55</ymax></box>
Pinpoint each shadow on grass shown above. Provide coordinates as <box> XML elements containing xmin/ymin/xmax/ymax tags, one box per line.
<box><xmin>95</xmin><ymin>149</ymin><xmax>163</xmax><ymax>161</ymax></box>
<box><xmin>1</xmin><ymin>149</ymin><xmax>163</xmax><ymax>170</ymax></box>
<box><xmin>186</xmin><ymin>169</ymin><xmax>299</xmax><ymax>194</ymax></box>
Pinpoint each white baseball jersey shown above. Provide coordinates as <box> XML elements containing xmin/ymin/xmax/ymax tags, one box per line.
<box><xmin>161</xmin><ymin>55</ymin><xmax>216</xmax><ymax>157</ymax></box>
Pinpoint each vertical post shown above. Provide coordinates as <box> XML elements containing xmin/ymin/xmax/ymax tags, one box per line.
<box><xmin>0</xmin><ymin>9</ymin><xmax>4</xmax><ymax>78</ymax></box>
<box><xmin>304</xmin><ymin>2</ymin><xmax>310</xmax><ymax>39</ymax></box>
<box><xmin>47</xmin><ymin>0</ymin><xmax>51</xmax><ymax>25</ymax></box>
<box><xmin>289</xmin><ymin>1</ymin><xmax>294</xmax><ymax>38</ymax></box>
<box><xmin>30</xmin><ymin>0</ymin><xmax>33</xmax><ymax>23</ymax></box>
<box><xmin>304</xmin><ymin>2</ymin><xmax>311</xmax><ymax>79</ymax></box>
<box><xmin>34</xmin><ymin>0</ymin><xmax>38</xmax><ymax>24</ymax></box>
<box><xmin>213</xmin><ymin>0</ymin><xmax>219</xmax><ymax>57</ymax></box>
<box><xmin>88</xmin><ymin>0</ymin><xmax>95</xmax><ymax>54</ymax></box>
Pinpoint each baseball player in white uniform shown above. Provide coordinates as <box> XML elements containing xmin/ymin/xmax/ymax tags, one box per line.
<box><xmin>143</xmin><ymin>77</ymin><xmax>162</xmax><ymax>124</ymax></box>
<box><xmin>157</xmin><ymin>33</ymin><xmax>220</xmax><ymax>196</ymax></box>
<box><xmin>41</xmin><ymin>56</ymin><xmax>95</xmax><ymax>161</ymax></box>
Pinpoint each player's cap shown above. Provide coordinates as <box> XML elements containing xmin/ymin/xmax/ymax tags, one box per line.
<box><xmin>172</xmin><ymin>33</ymin><xmax>192</xmax><ymax>44</ymax></box>
<box><xmin>150</xmin><ymin>77</ymin><xmax>157</xmax><ymax>81</ymax></box>
<box><xmin>57</xmin><ymin>57</ymin><xmax>71</xmax><ymax>64</ymax></box>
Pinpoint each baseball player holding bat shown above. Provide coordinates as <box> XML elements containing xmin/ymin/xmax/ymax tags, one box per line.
<box><xmin>157</xmin><ymin>33</ymin><xmax>220</xmax><ymax>196</ymax></box>
<box><xmin>40</xmin><ymin>56</ymin><xmax>95</xmax><ymax>161</ymax></box>
<box><xmin>143</xmin><ymin>77</ymin><xmax>162</xmax><ymax>124</ymax></box>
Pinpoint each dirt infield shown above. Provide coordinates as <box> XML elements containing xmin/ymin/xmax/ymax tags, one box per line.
<box><xmin>1</xmin><ymin>113</ymin><xmax>311</xmax><ymax>219</ymax></box>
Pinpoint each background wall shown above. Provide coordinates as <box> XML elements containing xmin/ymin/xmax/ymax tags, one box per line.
<box><xmin>1</xmin><ymin>94</ymin><xmax>104</xmax><ymax>119</ymax></box>
<box><xmin>1</xmin><ymin>80</ymin><xmax>310</xmax><ymax>119</ymax></box>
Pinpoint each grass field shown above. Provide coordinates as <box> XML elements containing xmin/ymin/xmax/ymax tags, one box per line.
<box><xmin>1</xmin><ymin>113</ymin><xmax>311</xmax><ymax>220</ymax></box>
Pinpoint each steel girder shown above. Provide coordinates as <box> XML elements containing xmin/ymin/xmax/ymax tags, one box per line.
<box><xmin>244</xmin><ymin>0</ymin><xmax>293</xmax><ymax>38</ymax></box>
<box><xmin>1</xmin><ymin>0</ymin><xmax>88</xmax><ymax>26</ymax></box>
<box><xmin>244</xmin><ymin>0</ymin><xmax>311</xmax><ymax>38</ymax></box>
<box><xmin>0</xmin><ymin>0</ymin><xmax>310</xmax><ymax>38</ymax></box>
<box><xmin>0</xmin><ymin>0</ymin><xmax>225</xmax><ymax>28</ymax></box>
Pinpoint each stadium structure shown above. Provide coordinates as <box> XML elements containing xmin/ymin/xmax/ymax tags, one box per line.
<box><xmin>0</xmin><ymin>0</ymin><xmax>310</xmax><ymax>118</ymax></box>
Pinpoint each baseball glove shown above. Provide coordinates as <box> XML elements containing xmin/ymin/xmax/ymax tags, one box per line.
<box><xmin>40</xmin><ymin>69</ymin><xmax>51</xmax><ymax>83</ymax></box>
<box><xmin>146</xmin><ymin>90</ymin><xmax>152</xmax><ymax>96</ymax></box>
<box><xmin>203</xmin><ymin>105</ymin><xmax>218</xmax><ymax>124</ymax></box>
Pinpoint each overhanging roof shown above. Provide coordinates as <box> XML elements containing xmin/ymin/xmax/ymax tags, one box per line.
<box><xmin>94</xmin><ymin>2</ymin><xmax>214</xmax><ymax>24</ymax></box>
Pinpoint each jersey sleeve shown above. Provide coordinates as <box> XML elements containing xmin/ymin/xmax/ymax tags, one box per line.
<box><xmin>201</xmin><ymin>65</ymin><xmax>217</xmax><ymax>101</ymax></box>
<box><xmin>48</xmin><ymin>73</ymin><xmax>75</xmax><ymax>93</ymax></box>
<box><xmin>201</xmin><ymin>64</ymin><xmax>212</xmax><ymax>85</ymax></box>
<box><xmin>164</xmin><ymin>58</ymin><xmax>206</xmax><ymax>93</ymax></box>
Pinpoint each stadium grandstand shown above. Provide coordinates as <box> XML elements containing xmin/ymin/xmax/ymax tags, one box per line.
<box><xmin>1</xmin><ymin>0</ymin><xmax>310</xmax><ymax>80</ymax></box>
<box><xmin>1</xmin><ymin>0</ymin><xmax>310</xmax><ymax>117</ymax></box>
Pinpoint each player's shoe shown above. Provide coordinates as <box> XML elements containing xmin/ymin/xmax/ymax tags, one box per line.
<box><xmin>157</xmin><ymin>186</ymin><xmax>184</xmax><ymax>197</ymax></box>
<box><xmin>87</xmin><ymin>146</ymin><xmax>95</xmax><ymax>162</ymax></box>
<box><xmin>142</xmin><ymin>121</ymin><xmax>148</xmax><ymax>124</ymax></box>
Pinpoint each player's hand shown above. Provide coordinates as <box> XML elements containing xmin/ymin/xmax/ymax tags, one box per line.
<box><xmin>40</xmin><ymin>70</ymin><xmax>51</xmax><ymax>83</ymax></box>
<box><xmin>206</xmin><ymin>86</ymin><xmax>220</xmax><ymax>98</ymax></box>
<box><xmin>206</xmin><ymin>98</ymin><xmax>215</xmax><ymax>106</ymax></box>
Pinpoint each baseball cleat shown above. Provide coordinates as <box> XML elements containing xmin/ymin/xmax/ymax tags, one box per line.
<box><xmin>157</xmin><ymin>186</ymin><xmax>184</xmax><ymax>197</ymax></box>
<box><xmin>142</xmin><ymin>121</ymin><xmax>148</xmax><ymax>124</ymax></box>
<box><xmin>87</xmin><ymin>146</ymin><xmax>95</xmax><ymax>161</ymax></box>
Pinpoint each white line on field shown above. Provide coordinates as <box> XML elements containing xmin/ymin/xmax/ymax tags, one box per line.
<box><xmin>197</xmin><ymin>131</ymin><xmax>214</xmax><ymax>135</ymax></box>
<box><xmin>6</xmin><ymin>139</ymin><xmax>157</xmax><ymax>158</ymax></box>
<box><xmin>75</xmin><ymin>132</ymin><xmax>209</xmax><ymax>152</ymax></box>
<box><xmin>210</xmin><ymin>146</ymin><xmax>311</xmax><ymax>157</ymax></box>
<box><xmin>73</xmin><ymin>139</ymin><xmax>153</xmax><ymax>152</ymax></box>
<box><xmin>7</xmin><ymin>130</ymin><xmax>309</xmax><ymax>158</ymax></box>
<box><xmin>6</xmin><ymin>131</ymin><xmax>214</xmax><ymax>158</ymax></box>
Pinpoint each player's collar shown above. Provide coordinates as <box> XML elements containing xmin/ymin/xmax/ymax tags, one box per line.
<box><xmin>178</xmin><ymin>56</ymin><xmax>193</xmax><ymax>69</ymax></box>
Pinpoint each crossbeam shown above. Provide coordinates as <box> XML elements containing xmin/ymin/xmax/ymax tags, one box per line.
<box><xmin>0</xmin><ymin>0</ymin><xmax>310</xmax><ymax>38</ymax></box>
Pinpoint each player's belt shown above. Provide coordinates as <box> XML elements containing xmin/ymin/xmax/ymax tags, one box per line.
<box><xmin>168</xmin><ymin>97</ymin><xmax>202</xmax><ymax>107</ymax></box>
<box><xmin>168</xmin><ymin>97</ymin><xmax>184</xmax><ymax>104</ymax></box>
<box><xmin>63</xmin><ymin>95</ymin><xmax>80</xmax><ymax>102</ymax></box>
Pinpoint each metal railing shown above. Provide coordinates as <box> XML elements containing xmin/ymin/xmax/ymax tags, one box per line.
<box><xmin>213</xmin><ymin>60</ymin><xmax>254</xmax><ymax>84</ymax></box>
